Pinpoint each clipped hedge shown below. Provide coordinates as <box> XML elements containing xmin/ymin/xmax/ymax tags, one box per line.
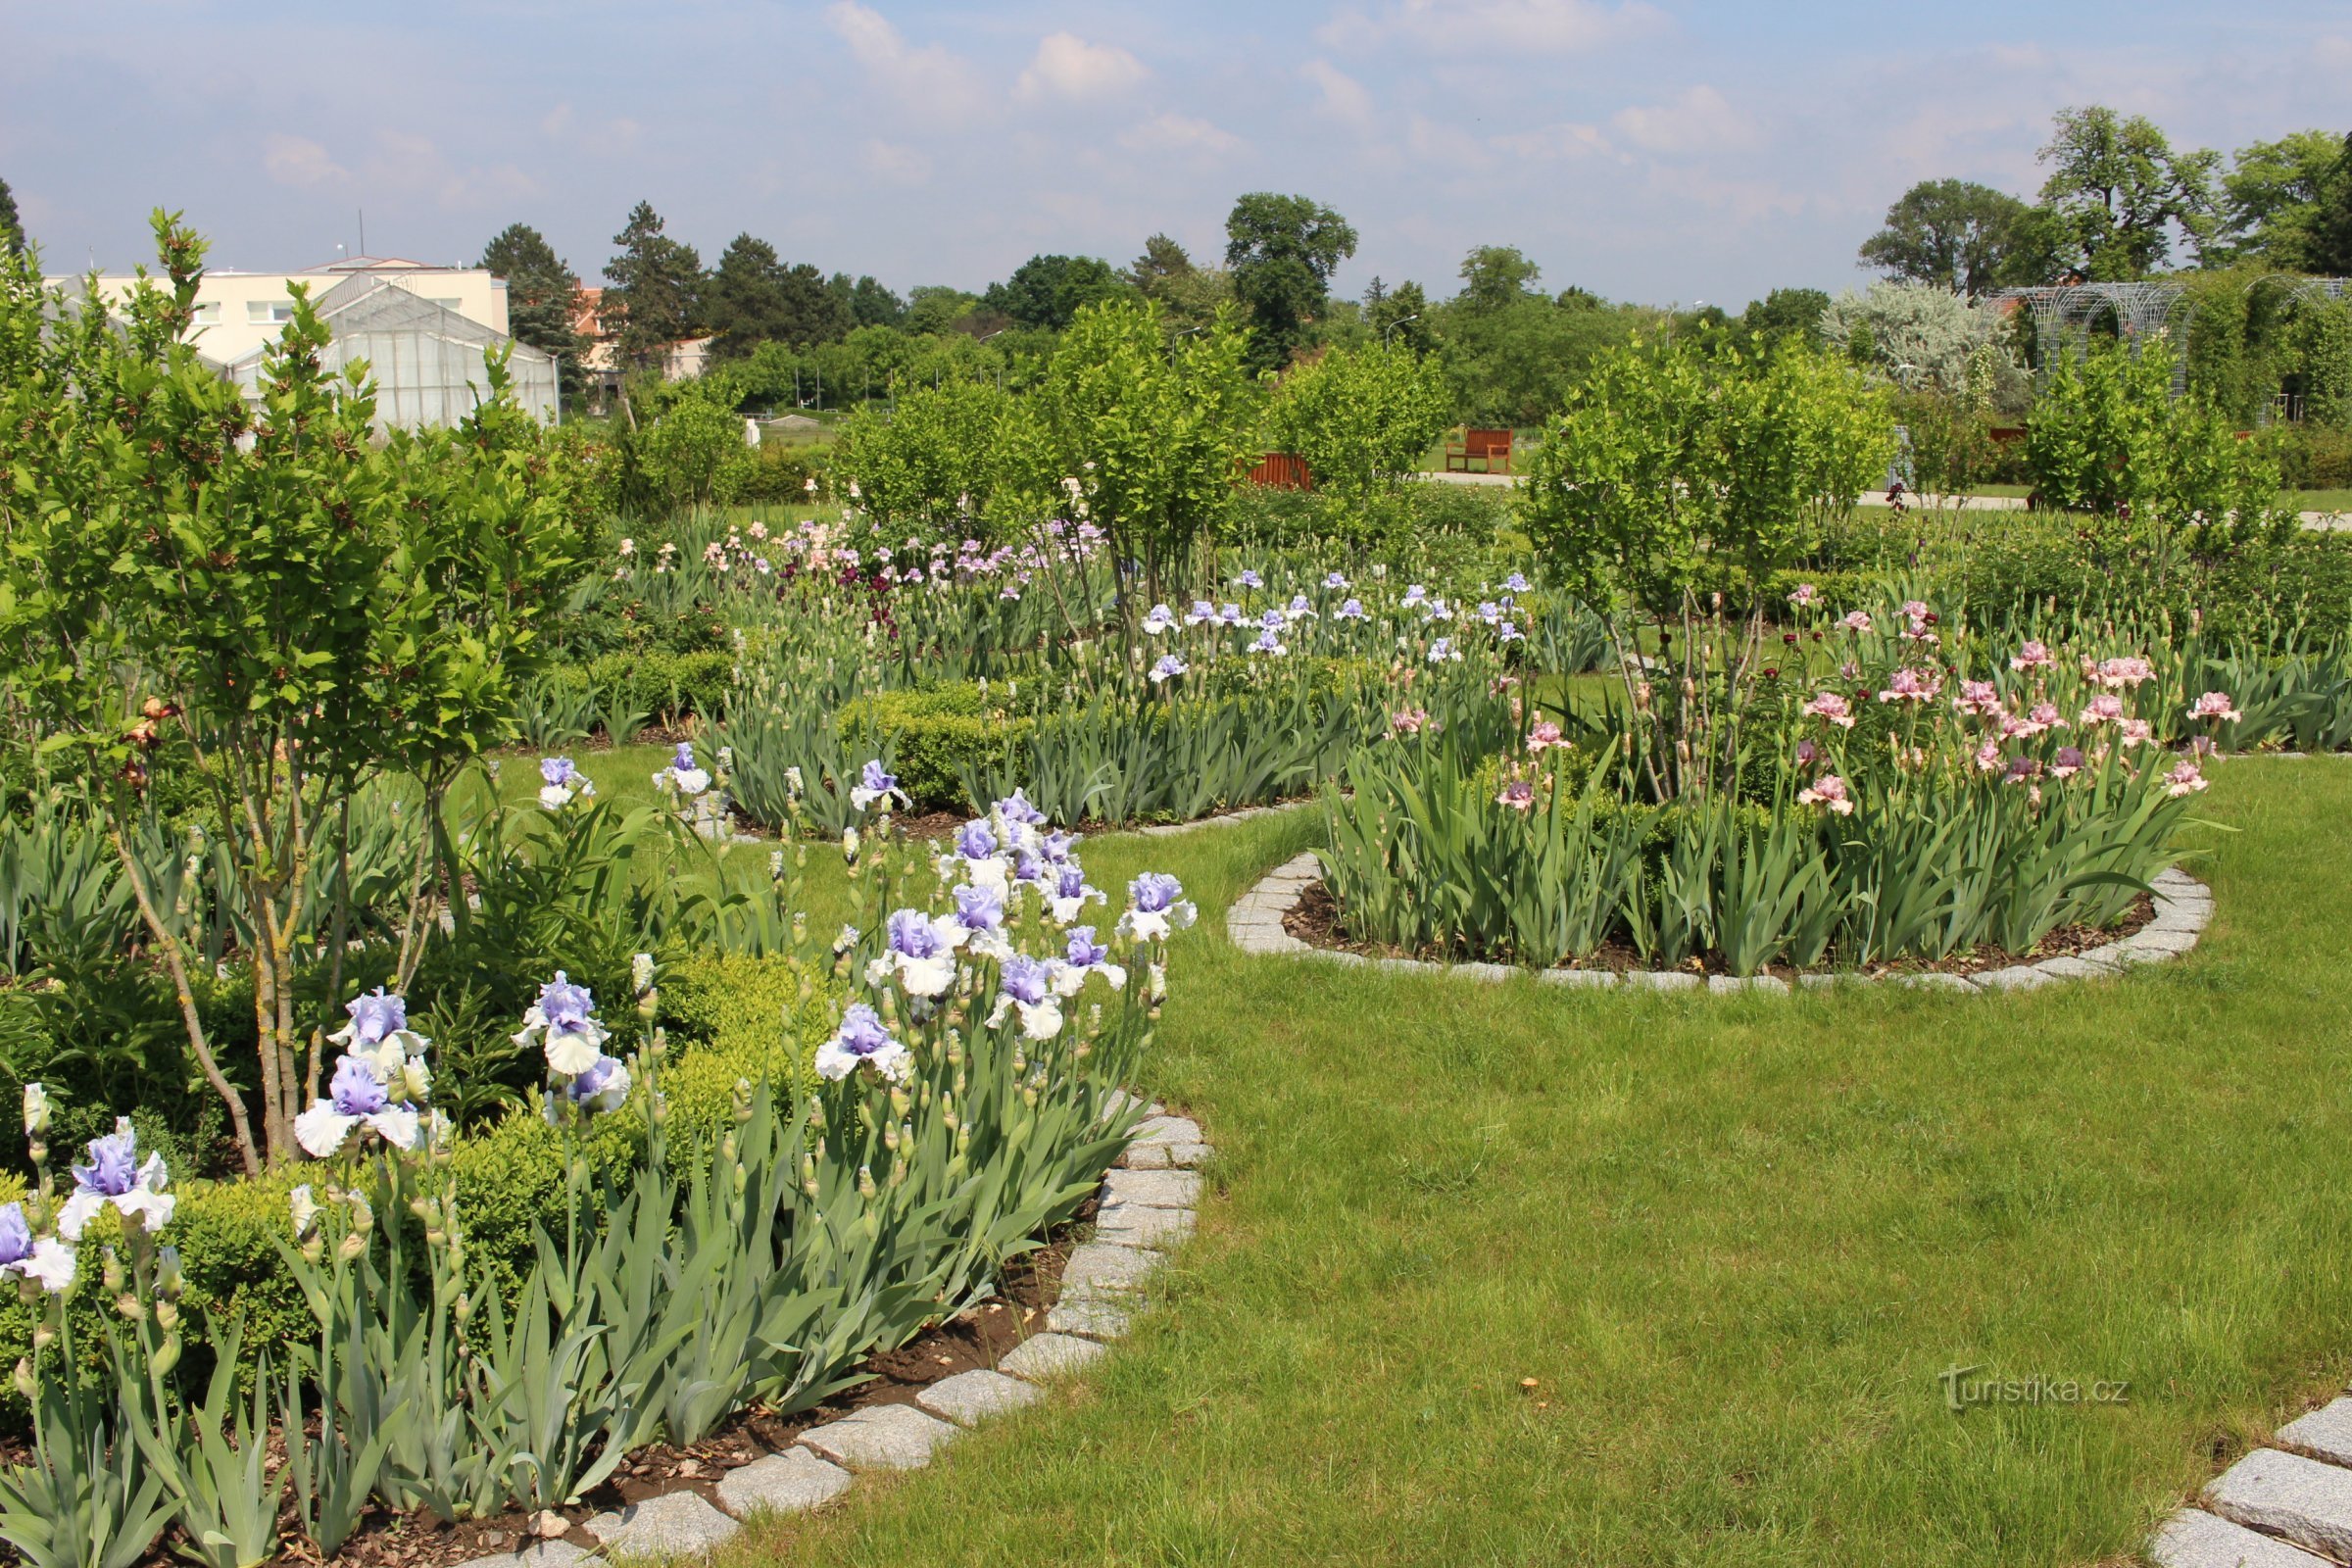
<box><xmin>541</xmin><ymin>648</ymin><xmax>738</xmax><ymax>726</ymax></box>
<box><xmin>837</xmin><ymin>685</ymin><xmax>1034</xmax><ymax>811</ymax></box>
<box><xmin>0</xmin><ymin>951</ymin><xmax>835</xmax><ymax>1420</ymax></box>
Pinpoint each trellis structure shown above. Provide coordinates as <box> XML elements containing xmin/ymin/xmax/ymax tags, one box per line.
<box><xmin>1995</xmin><ymin>278</ymin><xmax>2352</xmax><ymax>401</ymax></box>
<box><xmin>1993</xmin><ymin>282</ymin><xmax>2195</xmax><ymax>393</ymax></box>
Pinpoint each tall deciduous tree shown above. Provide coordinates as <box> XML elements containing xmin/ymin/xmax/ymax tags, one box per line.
<box><xmin>1857</xmin><ymin>179</ymin><xmax>2041</xmax><ymax>293</ymax></box>
<box><xmin>0</xmin><ymin>176</ymin><xmax>22</xmax><ymax>255</ymax></box>
<box><xmin>1455</xmin><ymin>245</ymin><xmax>1544</xmax><ymax>313</ymax></box>
<box><xmin>479</xmin><ymin>221</ymin><xmax>586</xmax><ymax>403</ymax></box>
<box><xmin>603</xmin><ymin>201</ymin><xmax>702</xmax><ymax>372</ymax></box>
<box><xmin>2036</xmin><ymin>106</ymin><xmax>2220</xmax><ymax>279</ymax></box>
<box><xmin>2307</xmin><ymin>133</ymin><xmax>2352</xmax><ymax>275</ymax></box>
<box><xmin>1224</xmin><ymin>192</ymin><xmax>1357</xmax><ymax>372</ymax></box>
<box><xmin>2213</xmin><ymin>130</ymin><xmax>2350</xmax><ymax>269</ymax></box>
<box><xmin>982</xmin><ymin>254</ymin><xmax>1130</xmax><ymax>331</ymax></box>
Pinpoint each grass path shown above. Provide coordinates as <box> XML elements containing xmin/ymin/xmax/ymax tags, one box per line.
<box><xmin>684</xmin><ymin>758</ymin><xmax>2352</xmax><ymax>1567</ymax></box>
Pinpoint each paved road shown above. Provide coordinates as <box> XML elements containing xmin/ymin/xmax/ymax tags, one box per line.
<box><xmin>1414</xmin><ymin>470</ymin><xmax>2352</xmax><ymax>530</ymax></box>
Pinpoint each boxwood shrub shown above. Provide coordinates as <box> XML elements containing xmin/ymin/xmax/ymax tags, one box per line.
<box><xmin>0</xmin><ymin>951</ymin><xmax>835</xmax><ymax>1420</ymax></box>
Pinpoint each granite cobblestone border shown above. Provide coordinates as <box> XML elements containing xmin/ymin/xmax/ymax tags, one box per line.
<box><xmin>1227</xmin><ymin>851</ymin><xmax>2212</xmax><ymax>992</ymax></box>
<box><xmin>449</xmin><ymin>1092</ymin><xmax>1211</xmax><ymax>1566</ymax></box>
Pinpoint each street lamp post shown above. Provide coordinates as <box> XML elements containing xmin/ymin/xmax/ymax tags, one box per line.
<box><xmin>1383</xmin><ymin>313</ymin><xmax>1420</xmax><ymax>349</ymax></box>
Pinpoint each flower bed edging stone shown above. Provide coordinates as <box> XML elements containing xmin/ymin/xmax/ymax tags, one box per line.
<box><xmin>450</xmin><ymin>1089</ymin><xmax>1209</xmax><ymax>1565</ymax></box>
<box><xmin>1226</xmin><ymin>851</ymin><xmax>2212</xmax><ymax>991</ymax></box>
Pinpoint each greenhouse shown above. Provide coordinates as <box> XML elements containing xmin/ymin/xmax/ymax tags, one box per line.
<box><xmin>221</xmin><ymin>272</ymin><xmax>561</xmax><ymax>431</ymax></box>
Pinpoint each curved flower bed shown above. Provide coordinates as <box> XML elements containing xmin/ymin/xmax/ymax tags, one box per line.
<box><xmin>0</xmin><ymin>791</ymin><xmax>1196</xmax><ymax>1568</ymax></box>
<box><xmin>1317</xmin><ymin>611</ymin><xmax>2224</xmax><ymax>975</ymax></box>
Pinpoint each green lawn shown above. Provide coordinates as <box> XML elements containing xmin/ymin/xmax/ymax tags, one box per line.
<box><xmin>705</xmin><ymin>758</ymin><xmax>2352</xmax><ymax>1567</ymax></box>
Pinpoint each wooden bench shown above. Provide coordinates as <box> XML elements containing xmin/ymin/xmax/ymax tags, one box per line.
<box><xmin>1445</xmin><ymin>427</ymin><xmax>1513</xmax><ymax>474</ymax></box>
<box><xmin>1245</xmin><ymin>452</ymin><xmax>1313</xmax><ymax>490</ymax></box>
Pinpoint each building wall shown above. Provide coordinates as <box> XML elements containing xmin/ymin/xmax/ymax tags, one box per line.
<box><xmin>66</xmin><ymin>267</ymin><xmax>511</xmax><ymax>368</ymax></box>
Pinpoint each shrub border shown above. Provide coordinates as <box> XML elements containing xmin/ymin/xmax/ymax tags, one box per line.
<box><xmin>1226</xmin><ymin>851</ymin><xmax>2212</xmax><ymax>993</ymax></box>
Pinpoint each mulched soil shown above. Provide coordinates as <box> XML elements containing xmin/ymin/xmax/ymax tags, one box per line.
<box><xmin>85</xmin><ymin>1197</ymin><xmax>1099</xmax><ymax>1568</ymax></box>
<box><xmin>1282</xmin><ymin>879</ymin><xmax>2159</xmax><ymax>981</ymax></box>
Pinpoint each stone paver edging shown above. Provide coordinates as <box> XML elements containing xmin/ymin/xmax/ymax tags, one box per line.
<box><xmin>1228</xmin><ymin>851</ymin><xmax>2211</xmax><ymax>993</ymax></box>
<box><xmin>452</xmin><ymin>1092</ymin><xmax>1209</xmax><ymax>1566</ymax></box>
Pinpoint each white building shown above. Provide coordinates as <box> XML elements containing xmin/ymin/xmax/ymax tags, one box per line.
<box><xmin>61</xmin><ymin>256</ymin><xmax>558</xmax><ymax>430</ymax></box>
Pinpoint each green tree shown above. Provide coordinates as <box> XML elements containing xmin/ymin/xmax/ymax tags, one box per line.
<box><xmin>1224</xmin><ymin>192</ymin><xmax>1358</xmax><ymax>372</ymax></box>
<box><xmin>1740</xmin><ymin>287</ymin><xmax>1830</xmax><ymax>346</ymax></box>
<box><xmin>1437</xmin><ymin>292</ymin><xmax>1645</xmax><ymax>426</ymax></box>
<box><xmin>982</xmin><ymin>254</ymin><xmax>1131</xmax><ymax>331</ymax></box>
<box><xmin>2035</xmin><ymin>106</ymin><xmax>2220</xmax><ymax>278</ymax></box>
<box><xmin>1128</xmin><ymin>234</ymin><xmax>1231</xmax><ymax>333</ymax></box>
<box><xmin>2214</xmin><ymin>129</ymin><xmax>2350</xmax><ymax>268</ymax></box>
<box><xmin>905</xmin><ymin>285</ymin><xmax>980</xmax><ymax>335</ymax></box>
<box><xmin>843</xmin><ymin>274</ymin><xmax>905</xmax><ymax>328</ymax></box>
<box><xmin>1455</xmin><ymin>245</ymin><xmax>1544</xmax><ymax>313</ymax></box>
<box><xmin>1818</xmin><ymin>281</ymin><xmax>2024</xmax><ymax>398</ymax></box>
<box><xmin>1038</xmin><ymin>298</ymin><xmax>1254</xmax><ymax>598</ymax></box>
<box><xmin>0</xmin><ymin>176</ymin><xmax>22</xmax><ymax>255</ymax></box>
<box><xmin>603</xmin><ymin>200</ymin><xmax>703</xmax><ymax>371</ymax></box>
<box><xmin>706</xmin><ymin>234</ymin><xmax>850</xmax><ymax>355</ymax></box>
<box><xmin>1522</xmin><ymin>337</ymin><xmax>1888</xmax><ymax>619</ymax></box>
<box><xmin>2312</xmin><ymin>133</ymin><xmax>2352</xmax><ymax>275</ymax></box>
<box><xmin>1365</xmin><ymin>277</ymin><xmax>1432</xmax><ymax>353</ymax></box>
<box><xmin>2025</xmin><ymin>338</ymin><xmax>2291</xmax><ymax>558</ymax></box>
<box><xmin>837</xmin><ymin>377</ymin><xmax>1038</xmax><ymax>537</ymax></box>
<box><xmin>1856</xmin><ymin>179</ymin><xmax>2039</xmax><ymax>293</ymax></box>
<box><xmin>479</xmin><ymin>221</ymin><xmax>587</xmax><ymax>405</ymax></box>
<box><xmin>0</xmin><ymin>215</ymin><xmax>578</xmax><ymax>1170</ymax></box>
<box><xmin>1262</xmin><ymin>342</ymin><xmax>1451</xmax><ymax>501</ymax></box>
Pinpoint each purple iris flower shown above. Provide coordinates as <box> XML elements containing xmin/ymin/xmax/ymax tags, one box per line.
<box><xmin>834</xmin><ymin>1004</ymin><xmax>895</xmax><ymax>1059</ymax></box>
<box><xmin>887</xmin><ymin>908</ymin><xmax>947</xmax><ymax>957</ymax></box>
<box><xmin>956</xmin><ymin>819</ymin><xmax>998</xmax><ymax>861</ymax></box>
<box><xmin>536</xmin><ymin>974</ymin><xmax>596</xmax><ymax>1033</ymax></box>
<box><xmin>996</xmin><ymin>790</ymin><xmax>1047</xmax><ymax>826</ymax></box>
<box><xmin>1151</xmin><ymin>655</ymin><xmax>1188</xmax><ymax>682</ymax></box>
<box><xmin>541</xmin><ymin>756</ymin><xmax>579</xmax><ymax>787</ymax></box>
<box><xmin>1323</xmin><ymin>571</ymin><xmax>1348</xmax><ymax>589</ymax></box>
<box><xmin>954</xmin><ymin>884</ymin><xmax>1004</xmax><ymax>931</ymax></box>
<box><xmin>1130</xmin><ymin>872</ymin><xmax>1185</xmax><ymax>913</ymax></box>
<box><xmin>1503</xmin><ymin>572</ymin><xmax>1530</xmax><ymax>593</ymax></box>
<box><xmin>1065</xmin><ymin>926</ymin><xmax>1109</xmax><ymax>968</ymax></box>
<box><xmin>1259</xmin><ymin>608</ymin><xmax>1287</xmax><ymax>631</ymax></box>
<box><xmin>563</xmin><ymin>1054</ymin><xmax>626</xmax><ymax>1102</ymax></box>
<box><xmin>672</xmin><ymin>742</ymin><xmax>698</xmax><ymax>772</ymax></box>
<box><xmin>346</xmin><ymin>988</ymin><xmax>406</xmax><ymax>1047</ymax></box>
<box><xmin>1336</xmin><ymin>598</ymin><xmax>1366</xmax><ymax>620</ymax></box>
<box><xmin>860</xmin><ymin>760</ymin><xmax>898</xmax><ymax>794</ymax></box>
<box><xmin>1220</xmin><ymin>603</ymin><xmax>1244</xmax><ymax>625</ymax></box>
<box><xmin>0</xmin><ymin>1203</ymin><xmax>30</xmax><ymax>1266</ymax></box>
<box><xmin>73</xmin><ymin>1125</ymin><xmax>140</xmax><ymax>1198</ymax></box>
<box><xmin>1236</xmin><ymin>569</ymin><xmax>1263</xmax><ymax>589</ymax></box>
<box><xmin>1000</xmin><ymin>955</ymin><xmax>1053</xmax><ymax>1005</ymax></box>
<box><xmin>329</xmin><ymin>1054</ymin><xmax>390</xmax><ymax>1116</ymax></box>
<box><xmin>1054</xmin><ymin>864</ymin><xmax>1093</xmax><ymax>901</ymax></box>
<box><xmin>1013</xmin><ymin>850</ymin><xmax>1047</xmax><ymax>884</ymax></box>
<box><xmin>1042</xmin><ymin>831</ymin><xmax>1079</xmax><ymax>863</ymax></box>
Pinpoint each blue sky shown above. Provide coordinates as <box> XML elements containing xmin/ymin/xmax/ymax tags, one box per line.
<box><xmin>5</xmin><ymin>1</ymin><xmax>2349</xmax><ymax>309</ymax></box>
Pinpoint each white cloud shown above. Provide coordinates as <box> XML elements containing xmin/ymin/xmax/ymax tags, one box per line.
<box><xmin>1300</xmin><ymin>59</ymin><xmax>1375</xmax><ymax>130</ymax></box>
<box><xmin>1610</xmin><ymin>84</ymin><xmax>1751</xmax><ymax>155</ymax></box>
<box><xmin>1118</xmin><ymin>112</ymin><xmax>1245</xmax><ymax>157</ymax></box>
<box><xmin>1492</xmin><ymin>121</ymin><xmax>1613</xmax><ymax>162</ymax></box>
<box><xmin>1407</xmin><ymin>114</ymin><xmax>1491</xmax><ymax>167</ymax></box>
<box><xmin>1320</xmin><ymin>0</ymin><xmax>1667</xmax><ymax>55</ymax></box>
<box><xmin>361</xmin><ymin>131</ymin><xmax>538</xmax><ymax>212</ymax></box>
<box><xmin>1017</xmin><ymin>32</ymin><xmax>1149</xmax><ymax>103</ymax></box>
<box><xmin>825</xmin><ymin>2</ymin><xmax>983</xmax><ymax>117</ymax></box>
<box><xmin>262</xmin><ymin>133</ymin><xmax>347</xmax><ymax>189</ymax></box>
<box><xmin>859</xmin><ymin>139</ymin><xmax>933</xmax><ymax>186</ymax></box>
